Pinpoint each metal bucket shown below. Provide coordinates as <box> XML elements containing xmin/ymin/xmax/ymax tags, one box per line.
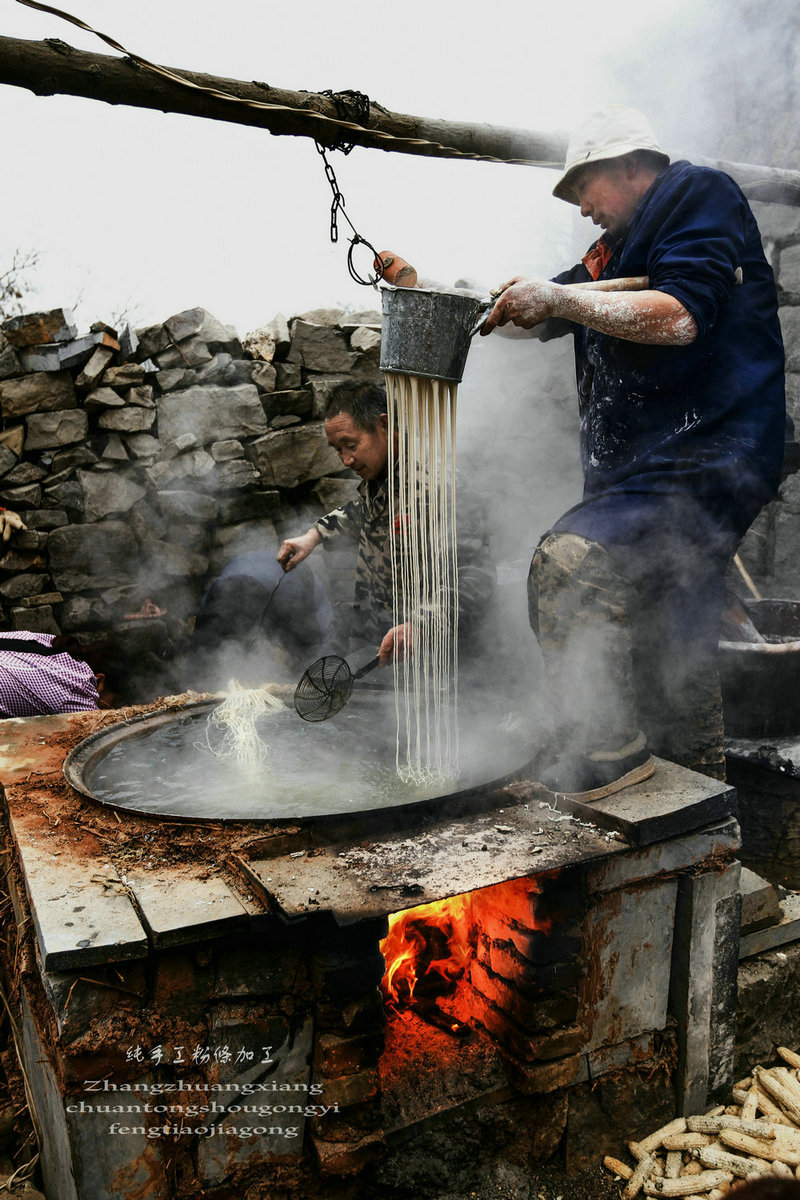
<box><xmin>379</xmin><ymin>286</ymin><xmax>486</xmax><ymax>382</ymax></box>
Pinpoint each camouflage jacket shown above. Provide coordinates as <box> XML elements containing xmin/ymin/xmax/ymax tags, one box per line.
<box><xmin>314</xmin><ymin>471</ymin><xmax>496</xmax><ymax>650</ymax></box>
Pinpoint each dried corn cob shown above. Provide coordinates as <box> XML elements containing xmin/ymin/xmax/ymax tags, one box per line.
<box><xmin>665</xmin><ymin>1151</ymin><xmax>683</xmax><ymax>1179</ymax></box>
<box><xmin>622</xmin><ymin>1152</ymin><xmax>658</xmax><ymax>1200</ymax></box>
<box><xmin>775</xmin><ymin>1067</ymin><xmax>800</xmax><ymax>1108</ymax></box>
<box><xmin>694</xmin><ymin>1145</ymin><xmax>769</xmax><ymax>1179</ymax></box>
<box><xmin>754</xmin><ymin>1067</ymin><xmax>800</xmax><ymax>1125</ymax></box>
<box><xmin>638</xmin><ymin>1119</ymin><xmax>689</xmax><ymax>1155</ymax></box>
<box><xmin>686</xmin><ymin>1115</ymin><xmax>776</xmax><ymax>1137</ymax></box>
<box><xmin>630</xmin><ymin>1142</ymin><xmax>665</xmax><ymax>1174</ymax></box>
<box><xmin>777</xmin><ymin>1047</ymin><xmax>800</xmax><ymax>1070</ymax></box>
<box><xmin>642</xmin><ymin>1170</ymin><xmax>733</xmax><ymax>1196</ymax></box>
<box><xmin>603</xmin><ymin>1155</ymin><xmax>634</xmax><ymax>1180</ymax></box>
<box><xmin>753</xmin><ymin>1087</ymin><xmax>793</xmax><ymax>1124</ymax></box>
<box><xmin>664</xmin><ymin>1134</ymin><xmax>715</xmax><ymax>1152</ymax></box>
<box><xmin>741</xmin><ymin>1088</ymin><xmax>758</xmax><ymax>1121</ymax></box>
<box><xmin>719</xmin><ymin>1127</ymin><xmax>800</xmax><ymax>1165</ymax></box>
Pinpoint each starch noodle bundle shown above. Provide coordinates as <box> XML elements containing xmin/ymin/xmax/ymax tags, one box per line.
<box><xmin>385</xmin><ymin>371</ymin><xmax>459</xmax><ymax>785</ymax></box>
<box><xmin>203</xmin><ymin>680</ymin><xmax>285</xmax><ymax>773</ymax></box>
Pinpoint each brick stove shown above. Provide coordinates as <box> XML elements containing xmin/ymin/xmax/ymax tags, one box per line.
<box><xmin>0</xmin><ymin>707</ymin><xmax>742</xmax><ymax>1199</ymax></box>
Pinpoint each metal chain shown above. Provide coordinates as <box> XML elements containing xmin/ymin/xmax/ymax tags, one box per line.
<box><xmin>319</xmin><ymin>88</ymin><xmax>370</xmax><ymax>155</ymax></box>
<box><xmin>314</xmin><ymin>138</ymin><xmax>384</xmax><ymax>287</ymax></box>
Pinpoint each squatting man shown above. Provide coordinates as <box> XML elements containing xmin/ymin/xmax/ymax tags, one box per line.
<box><xmin>276</xmin><ymin>380</ymin><xmax>494</xmax><ymax>667</ymax></box>
<box><xmin>481</xmin><ymin>104</ymin><xmax>785</xmax><ymax>801</ymax></box>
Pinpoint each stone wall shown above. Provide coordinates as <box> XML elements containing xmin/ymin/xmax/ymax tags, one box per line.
<box><xmin>0</xmin><ymin>304</ymin><xmax>382</xmax><ymax>662</ymax></box>
<box><xmin>739</xmin><ymin>201</ymin><xmax>800</xmax><ymax>596</ymax></box>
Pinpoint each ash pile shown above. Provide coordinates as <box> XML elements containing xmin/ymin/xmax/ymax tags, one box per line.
<box><xmin>0</xmin><ymin>304</ymin><xmax>388</xmax><ymax>684</ymax></box>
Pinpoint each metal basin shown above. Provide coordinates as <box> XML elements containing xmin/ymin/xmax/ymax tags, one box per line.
<box><xmin>720</xmin><ymin>599</ymin><xmax>800</xmax><ymax>737</ymax></box>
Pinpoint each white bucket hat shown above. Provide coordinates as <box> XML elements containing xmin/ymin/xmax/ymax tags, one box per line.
<box><xmin>553</xmin><ymin>104</ymin><xmax>670</xmax><ymax>205</ymax></box>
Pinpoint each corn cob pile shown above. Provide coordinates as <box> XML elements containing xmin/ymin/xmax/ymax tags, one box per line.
<box><xmin>602</xmin><ymin>1046</ymin><xmax>800</xmax><ymax>1197</ymax></box>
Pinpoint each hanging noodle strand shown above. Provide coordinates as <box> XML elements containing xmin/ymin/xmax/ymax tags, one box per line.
<box><xmin>386</xmin><ymin>372</ymin><xmax>459</xmax><ymax>785</ymax></box>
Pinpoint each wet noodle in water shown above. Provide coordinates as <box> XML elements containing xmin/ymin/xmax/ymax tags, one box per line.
<box><xmin>202</xmin><ymin>680</ymin><xmax>285</xmax><ymax>773</ymax></box>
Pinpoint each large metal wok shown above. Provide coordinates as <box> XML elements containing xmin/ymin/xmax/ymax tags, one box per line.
<box><xmin>63</xmin><ymin>694</ymin><xmax>532</xmax><ymax>826</ymax></box>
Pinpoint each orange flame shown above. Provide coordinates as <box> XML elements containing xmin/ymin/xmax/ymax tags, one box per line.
<box><xmin>380</xmin><ymin>892</ymin><xmax>474</xmax><ymax>1005</ymax></box>
<box><xmin>380</xmin><ymin>876</ymin><xmax>556</xmax><ymax>1009</ymax></box>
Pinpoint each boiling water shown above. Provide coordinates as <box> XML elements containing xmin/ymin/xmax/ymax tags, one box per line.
<box><xmin>84</xmin><ymin>699</ymin><xmax>529</xmax><ymax>821</ymax></box>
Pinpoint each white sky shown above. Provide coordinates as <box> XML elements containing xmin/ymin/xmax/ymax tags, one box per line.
<box><xmin>2</xmin><ymin>0</ymin><xmax>703</xmax><ymax>335</ymax></box>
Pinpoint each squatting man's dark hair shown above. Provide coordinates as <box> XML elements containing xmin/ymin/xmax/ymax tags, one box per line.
<box><xmin>324</xmin><ymin>381</ymin><xmax>388</xmax><ymax>431</ymax></box>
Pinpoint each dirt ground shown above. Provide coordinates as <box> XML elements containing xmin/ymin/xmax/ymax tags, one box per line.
<box><xmin>427</xmin><ymin>1162</ymin><xmax>622</xmax><ymax>1200</ymax></box>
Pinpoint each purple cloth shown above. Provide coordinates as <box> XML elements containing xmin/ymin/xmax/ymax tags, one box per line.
<box><xmin>0</xmin><ymin>632</ymin><xmax>99</xmax><ymax>718</ymax></box>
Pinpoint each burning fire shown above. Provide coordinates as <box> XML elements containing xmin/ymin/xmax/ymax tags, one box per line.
<box><xmin>380</xmin><ymin>876</ymin><xmax>554</xmax><ymax>1009</ymax></box>
<box><xmin>380</xmin><ymin>892</ymin><xmax>475</xmax><ymax>1006</ymax></box>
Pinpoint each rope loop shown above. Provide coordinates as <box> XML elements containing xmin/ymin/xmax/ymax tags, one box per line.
<box><xmin>347</xmin><ymin>236</ymin><xmax>384</xmax><ymax>286</ymax></box>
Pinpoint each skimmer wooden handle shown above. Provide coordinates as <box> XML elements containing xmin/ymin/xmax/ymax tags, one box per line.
<box><xmin>565</xmin><ymin>276</ymin><xmax>649</xmax><ymax>292</ymax></box>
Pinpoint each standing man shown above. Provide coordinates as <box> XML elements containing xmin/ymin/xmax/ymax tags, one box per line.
<box><xmin>483</xmin><ymin>104</ymin><xmax>785</xmax><ymax>798</ymax></box>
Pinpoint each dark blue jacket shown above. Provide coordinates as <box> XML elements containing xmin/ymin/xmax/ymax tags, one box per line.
<box><xmin>551</xmin><ymin>160</ymin><xmax>785</xmax><ymax>555</ymax></box>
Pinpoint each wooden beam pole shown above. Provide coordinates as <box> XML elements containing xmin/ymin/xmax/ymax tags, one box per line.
<box><xmin>1</xmin><ymin>35</ymin><xmax>799</xmax><ymax>206</ymax></box>
<box><xmin>0</xmin><ymin>35</ymin><xmax>566</xmax><ymax>167</ymax></box>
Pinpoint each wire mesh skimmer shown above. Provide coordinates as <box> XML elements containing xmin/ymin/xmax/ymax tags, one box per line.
<box><xmin>294</xmin><ymin>654</ymin><xmax>380</xmax><ymax>722</ymax></box>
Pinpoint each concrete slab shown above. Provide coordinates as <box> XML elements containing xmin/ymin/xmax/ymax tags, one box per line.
<box><xmin>21</xmin><ymin>988</ymin><xmax>79</xmax><ymax>1200</ymax></box>
<box><xmin>578</xmin><ymin>878</ymin><xmax>678</xmax><ymax>1053</ymax></box>
<box><xmin>585</xmin><ymin>817</ymin><xmax>740</xmax><ymax>894</ymax></box>
<box><xmin>196</xmin><ymin>1014</ymin><xmax>312</xmax><ymax>1181</ymax></box>
<box><xmin>65</xmin><ymin>1081</ymin><xmax>171</xmax><ymax>1200</ymax></box>
<box><xmin>0</xmin><ymin>711</ymin><xmax>79</xmax><ymax>784</ymax></box>
<box><xmin>15</xmin><ymin>838</ymin><xmax>148</xmax><ymax>971</ymax></box>
<box><xmin>554</xmin><ymin>758</ymin><xmax>736</xmax><ymax>847</ymax></box>
<box><xmin>124</xmin><ymin>869</ymin><xmax>250</xmax><ymax>948</ymax></box>
<box><xmin>739</xmin><ymin>866</ymin><xmax>781</xmax><ymax>931</ymax></box>
<box><xmin>670</xmin><ymin>860</ymin><xmax>741</xmax><ymax>1113</ymax></box>
<box><xmin>739</xmin><ymin>891</ymin><xmax>800</xmax><ymax>959</ymax></box>
<box><xmin>586</xmin><ymin>1031</ymin><xmax>661</xmax><ymax>1080</ymax></box>
<box><xmin>240</xmin><ymin>759</ymin><xmax>739</xmax><ymax>923</ymax></box>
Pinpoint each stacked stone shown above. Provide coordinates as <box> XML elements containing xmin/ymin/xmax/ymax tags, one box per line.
<box><xmin>739</xmin><ymin>202</ymin><xmax>800</xmax><ymax>596</ymax></box>
<box><xmin>0</xmin><ymin>304</ymin><xmax>383</xmax><ymax>648</ymax></box>
<box><xmin>309</xmin><ymin>916</ymin><xmax>388</xmax><ymax>1177</ymax></box>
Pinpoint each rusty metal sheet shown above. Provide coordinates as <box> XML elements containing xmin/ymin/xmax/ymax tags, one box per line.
<box><xmin>239</xmin><ymin>796</ymin><xmax>619</xmax><ymax>923</ymax></box>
